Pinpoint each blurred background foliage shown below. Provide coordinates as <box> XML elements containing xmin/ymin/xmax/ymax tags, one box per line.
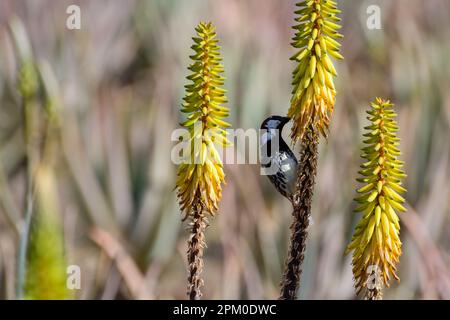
<box><xmin>0</xmin><ymin>0</ymin><xmax>449</xmax><ymax>299</ymax></box>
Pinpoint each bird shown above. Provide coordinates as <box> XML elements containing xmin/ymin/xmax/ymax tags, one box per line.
<box><xmin>260</xmin><ymin>115</ymin><xmax>298</xmax><ymax>202</ymax></box>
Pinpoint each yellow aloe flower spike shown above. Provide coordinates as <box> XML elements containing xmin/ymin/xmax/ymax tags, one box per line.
<box><xmin>346</xmin><ymin>98</ymin><xmax>407</xmax><ymax>300</ymax></box>
<box><xmin>176</xmin><ymin>21</ymin><xmax>230</xmax><ymax>300</ymax></box>
<box><xmin>288</xmin><ymin>0</ymin><xmax>343</xmax><ymax>141</ymax></box>
<box><xmin>176</xmin><ymin>21</ymin><xmax>230</xmax><ymax>218</ymax></box>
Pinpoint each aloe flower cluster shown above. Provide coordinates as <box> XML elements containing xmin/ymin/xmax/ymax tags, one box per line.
<box><xmin>176</xmin><ymin>21</ymin><xmax>230</xmax><ymax>300</ymax></box>
<box><xmin>288</xmin><ymin>0</ymin><xmax>343</xmax><ymax>141</ymax></box>
<box><xmin>347</xmin><ymin>98</ymin><xmax>407</xmax><ymax>299</ymax></box>
<box><xmin>176</xmin><ymin>22</ymin><xmax>230</xmax><ymax>218</ymax></box>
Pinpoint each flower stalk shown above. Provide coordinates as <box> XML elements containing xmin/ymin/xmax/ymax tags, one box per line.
<box><xmin>280</xmin><ymin>128</ymin><xmax>318</xmax><ymax>299</ymax></box>
<box><xmin>280</xmin><ymin>0</ymin><xmax>342</xmax><ymax>299</ymax></box>
<box><xmin>186</xmin><ymin>202</ymin><xmax>207</xmax><ymax>300</ymax></box>
<box><xmin>346</xmin><ymin>98</ymin><xmax>407</xmax><ymax>300</ymax></box>
<box><xmin>176</xmin><ymin>22</ymin><xmax>230</xmax><ymax>299</ymax></box>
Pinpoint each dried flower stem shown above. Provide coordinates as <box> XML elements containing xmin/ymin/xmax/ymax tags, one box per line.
<box><xmin>367</xmin><ymin>283</ymin><xmax>383</xmax><ymax>300</ymax></box>
<box><xmin>280</xmin><ymin>128</ymin><xmax>318</xmax><ymax>299</ymax></box>
<box><xmin>187</xmin><ymin>201</ymin><xmax>207</xmax><ymax>300</ymax></box>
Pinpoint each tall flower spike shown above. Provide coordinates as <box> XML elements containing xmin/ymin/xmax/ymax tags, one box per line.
<box><xmin>280</xmin><ymin>0</ymin><xmax>343</xmax><ymax>299</ymax></box>
<box><xmin>346</xmin><ymin>98</ymin><xmax>407</xmax><ymax>300</ymax></box>
<box><xmin>176</xmin><ymin>22</ymin><xmax>230</xmax><ymax>299</ymax></box>
<box><xmin>177</xmin><ymin>21</ymin><xmax>230</xmax><ymax>218</ymax></box>
<box><xmin>288</xmin><ymin>0</ymin><xmax>343</xmax><ymax>141</ymax></box>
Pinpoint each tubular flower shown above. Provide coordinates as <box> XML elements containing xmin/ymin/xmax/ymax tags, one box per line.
<box><xmin>287</xmin><ymin>0</ymin><xmax>343</xmax><ymax>141</ymax></box>
<box><xmin>346</xmin><ymin>98</ymin><xmax>407</xmax><ymax>299</ymax></box>
<box><xmin>176</xmin><ymin>22</ymin><xmax>231</xmax><ymax>218</ymax></box>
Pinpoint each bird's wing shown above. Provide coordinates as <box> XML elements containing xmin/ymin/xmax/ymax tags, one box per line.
<box><xmin>278</xmin><ymin>150</ymin><xmax>298</xmax><ymax>197</ymax></box>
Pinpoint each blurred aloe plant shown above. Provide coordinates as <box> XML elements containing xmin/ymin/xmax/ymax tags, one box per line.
<box><xmin>25</xmin><ymin>164</ymin><xmax>70</xmax><ymax>300</ymax></box>
<box><xmin>176</xmin><ymin>21</ymin><xmax>231</xmax><ymax>300</ymax></box>
<box><xmin>10</xmin><ymin>18</ymin><xmax>69</xmax><ymax>300</ymax></box>
<box><xmin>10</xmin><ymin>17</ymin><xmax>40</xmax><ymax>299</ymax></box>
<box><xmin>346</xmin><ymin>98</ymin><xmax>407</xmax><ymax>300</ymax></box>
<box><xmin>24</xmin><ymin>60</ymin><xmax>70</xmax><ymax>300</ymax></box>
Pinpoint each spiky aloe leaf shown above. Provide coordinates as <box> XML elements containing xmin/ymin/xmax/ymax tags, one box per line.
<box><xmin>346</xmin><ymin>98</ymin><xmax>407</xmax><ymax>300</ymax></box>
<box><xmin>288</xmin><ymin>0</ymin><xmax>343</xmax><ymax>141</ymax></box>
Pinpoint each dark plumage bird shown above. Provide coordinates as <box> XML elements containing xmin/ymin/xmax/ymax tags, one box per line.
<box><xmin>260</xmin><ymin>116</ymin><xmax>298</xmax><ymax>202</ymax></box>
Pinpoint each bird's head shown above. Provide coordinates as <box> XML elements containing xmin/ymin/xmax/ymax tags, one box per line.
<box><xmin>260</xmin><ymin>115</ymin><xmax>291</xmax><ymax>131</ymax></box>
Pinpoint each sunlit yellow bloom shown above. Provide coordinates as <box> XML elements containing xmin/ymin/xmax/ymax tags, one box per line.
<box><xmin>346</xmin><ymin>98</ymin><xmax>407</xmax><ymax>299</ymax></box>
<box><xmin>176</xmin><ymin>22</ymin><xmax>230</xmax><ymax>218</ymax></box>
<box><xmin>288</xmin><ymin>0</ymin><xmax>343</xmax><ymax>141</ymax></box>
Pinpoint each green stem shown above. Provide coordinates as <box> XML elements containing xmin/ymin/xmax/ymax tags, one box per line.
<box><xmin>16</xmin><ymin>173</ymin><xmax>34</xmax><ymax>299</ymax></box>
<box><xmin>16</xmin><ymin>96</ymin><xmax>36</xmax><ymax>299</ymax></box>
